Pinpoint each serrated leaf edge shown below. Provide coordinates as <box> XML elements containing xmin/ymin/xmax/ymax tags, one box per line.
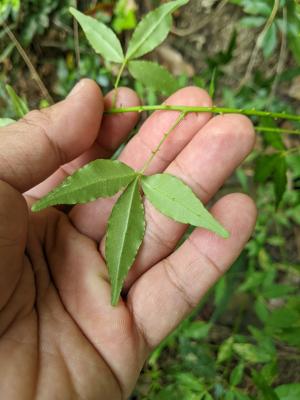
<box><xmin>32</xmin><ymin>160</ymin><xmax>137</xmax><ymax>211</ymax></box>
<box><xmin>106</xmin><ymin>178</ymin><xmax>145</xmax><ymax>305</ymax></box>
<box><xmin>70</xmin><ymin>7</ymin><xmax>124</xmax><ymax>63</ymax></box>
<box><xmin>142</xmin><ymin>173</ymin><xmax>229</xmax><ymax>238</ymax></box>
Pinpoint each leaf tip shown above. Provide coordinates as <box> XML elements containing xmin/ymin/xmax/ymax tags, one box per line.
<box><xmin>69</xmin><ymin>7</ymin><xmax>78</xmax><ymax>17</ymax></box>
<box><xmin>31</xmin><ymin>203</ymin><xmax>41</xmax><ymax>212</ymax></box>
<box><xmin>220</xmin><ymin>228</ymin><xmax>230</xmax><ymax>239</ymax></box>
<box><xmin>111</xmin><ymin>289</ymin><xmax>121</xmax><ymax>307</ymax></box>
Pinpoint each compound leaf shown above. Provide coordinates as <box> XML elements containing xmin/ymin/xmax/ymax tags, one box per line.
<box><xmin>70</xmin><ymin>7</ymin><xmax>124</xmax><ymax>63</ymax></box>
<box><xmin>106</xmin><ymin>178</ymin><xmax>145</xmax><ymax>306</ymax></box>
<box><xmin>125</xmin><ymin>0</ymin><xmax>189</xmax><ymax>60</ymax></box>
<box><xmin>0</xmin><ymin>118</ymin><xmax>15</xmax><ymax>127</ymax></box>
<box><xmin>128</xmin><ymin>60</ymin><xmax>178</xmax><ymax>95</ymax></box>
<box><xmin>6</xmin><ymin>84</ymin><xmax>29</xmax><ymax>117</ymax></box>
<box><xmin>32</xmin><ymin>160</ymin><xmax>137</xmax><ymax>212</ymax></box>
<box><xmin>141</xmin><ymin>173</ymin><xmax>229</xmax><ymax>238</ymax></box>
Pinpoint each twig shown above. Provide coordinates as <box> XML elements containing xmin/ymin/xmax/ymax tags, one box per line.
<box><xmin>107</xmin><ymin>104</ymin><xmax>300</xmax><ymax>125</ymax></box>
<box><xmin>4</xmin><ymin>24</ymin><xmax>54</xmax><ymax>105</ymax></box>
<box><xmin>139</xmin><ymin>112</ymin><xmax>186</xmax><ymax>174</ymax></box>
<box><xmin>269</xmin><ymin>7</ymin><xmax>287</xmax><ymax>101</ymax></box>
<box><xmin>112</xmin><ymin>60</ymin><xmax>128</xmax><ymax>108</ymax></box>
<box><xmin>73</xmin><ymin>0</ymin><xmax>81</xmax><ymax>70</ymax></box>
<box><xmin>238</xmin><ymin>0</ymin><xmax>280</xmax><ymax>89</ymax></box>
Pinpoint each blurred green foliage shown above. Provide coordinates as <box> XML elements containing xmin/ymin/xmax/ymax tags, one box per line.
<box><xmin>0</xmin><ymin>0</ymin><xmax>300</xmax><ymax>398</ymax></box>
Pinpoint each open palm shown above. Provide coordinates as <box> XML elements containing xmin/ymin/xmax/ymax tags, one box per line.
<box><xmin>0</xmin><ymin>80</ymin><xmax>256</xmax><ymax>400</ymax></box>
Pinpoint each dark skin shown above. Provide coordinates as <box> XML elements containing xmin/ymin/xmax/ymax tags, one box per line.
<box><xmin>0</xmin><ymin>80</ymin><xmax>257</xmax><ymax>399</ymax></box>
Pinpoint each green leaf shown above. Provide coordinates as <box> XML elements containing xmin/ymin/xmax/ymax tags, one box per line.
<box><xmin>260</xmin><ymin>117</ymin><xmax>286</xmax><ymax>150</ymax></box>
<box><xmin>243</xmin><ymin>1</ymin><xmax>272</xmax><ymax>16</ymax></box>
<box><xmin>217</xmin><ymin>337</ymin><xmax>234</xmax><ymax>364</ymax></box>
<box><xmin>266</xmin><ymin>307</ymin><xmax>300</xmax><ymax>329</ymax></box>
<box><xmin>254</xmin><ymin>154</ymin><xmax>278</xmax><ymax>183</ymax></box>
<box><xmin>0</xmin><ymin>117</ymin><xmax>15</xmax><ymax>127</ymax></box>
<box><xmin>106</xmin><ymin>178</ymin><xmax>145</xmax><ymax>305</ymax></box>
<box><xmin>230</xmin><ymin>362</ymin><xmax>245</xmax><ymax>386</ymax></box>
<box><xmin>252</xmin><ymin>370</ymin><xmax>280</xmax><ymax>400</ymax></box>
<box><xmin>240</xmin><ymin>16</ymin><xmax>266</xmax><ymax>28</ymax></box>
<box><xmin>275</xmin><ymin>383</ymin><xmax>300</xmax><ymax>400</ymax></box>
<box><xmin>128</xmin><ymin>60</ymin><xmax>178</xmax><ymax>95</ymax></box>
<box><xmin>262</xmin><ymin>23</ymin><xmax>278</xmax><ymax>59</ymax></box>
<box><xmin>233</xmin><ymin>343</ymin><xmax>272</xmax><ymax>363</ymax></box>
<box><xmin>125</xmin><ymin>0</ymin><xmax>189</xmax><ymax>60</ymax></box>
<box><xmin>287</xmin><ymin>2</ymin><xmax>300</xmax><ymax>65</ymax></box>
<box><xmin>6</xmin><ymin>84</ymin><xmax>29</xmax><ymax>117</ymax></box>
<box><xmin>183</xmin><ymin>321</ymin><xmax>212</xmax><ymax>340</ymax></box>
<box><xmin>141</xmin><ymin>173</ymin><xmax>229</xmax><ymax>238</ymax></box>
<box><xmin>69</xmin><ymin>7</ymin><xmax>124</xmax><ymax>63</ymax></box>
<box><xmin>209</xmin><ymin>68</ymin><xmax>217</xmax><ymax>99</ymax></box>
<box><xmin>274</xmin><ymin>156</ymin><xmax>287</xmax><ymax>207</ymax></box>
<box><xmin>32</xmin><ymin>160</ymin><xmax>137</xmax><ymax>212</ymax></box>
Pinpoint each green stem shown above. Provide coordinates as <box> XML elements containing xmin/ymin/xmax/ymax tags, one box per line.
<box><xmin>139</xmin><ymin>112</ymin><xmax>186</xmax><ymax>174</ymax></box>
<box><xmin>255</xmin><ymin>126</ymin><xmax>300</xmax><ymax>135</ymax></box>
<box><xmin>112</xmin><ymin>60</ymin><xmax>127</xmax><ymax>108</ymax></box>
<box><xmin>107</xmin><ymin>105</ymin><xmax>300</xmax><ymax>124</ymax></box>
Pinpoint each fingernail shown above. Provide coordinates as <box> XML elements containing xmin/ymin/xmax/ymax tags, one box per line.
<box><xmin>67</xmin><ymin>80</ymin><xmax>85</xmax><ymax>97</ymax></box>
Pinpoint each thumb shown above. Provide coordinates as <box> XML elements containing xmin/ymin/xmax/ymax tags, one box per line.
<box><xmin>0</xmin><ymin>79</ymin><xmax>103</xmax><ymax>193</ymax></box>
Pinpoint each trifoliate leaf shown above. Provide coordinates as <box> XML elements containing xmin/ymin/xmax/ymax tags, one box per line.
<box><xmin>128</xmin><ymin>60</ymin><xmax>178</xmax><ymax>95</ymax></box>
<box><xmin>125</xmin><ymin>0</ymin><xmax>189</xmax><ymax>60</ymax></box>
<box><xmin>141</xmin><ymin>173</ymin><xmax>229</xmax><ymax>238</ymax></box>
<box><xmin>106</xmin><ymin>178</ymin><xmax>145</xmax><ymax>306</ymax></box>
<box><xmin>32</xmin><ymin>160</ymin><xmax>137</xmax><ymax>212</ymax></box>
<box><xmin>0</xmin><ymin>118</ymin><xmax>15</xmax><ymax>127</ymax></box>
<box><xmin>6</xmin><ymin>84</ymin><xmax>29</xmax><ymax>117</ymax></box>
<box><xmin>70</xmin><ymin>7</ymin><xmax>124</xmax><ymax>63</ymax></box>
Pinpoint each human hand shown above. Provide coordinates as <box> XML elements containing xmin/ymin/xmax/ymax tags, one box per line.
<box><xmin>0</xmin><ymin>80</ymin><xmax>256</xmax><ymax>399</ymax></box>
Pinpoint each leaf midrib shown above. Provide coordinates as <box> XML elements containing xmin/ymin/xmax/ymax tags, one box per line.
<box><xmin>45</xmin><ymin>172</ymin><xmax>137</xmax><ymax>202</ymax></box>
<box><xmin>143</xmin><ymin>180</ymin><xmax>202</xmax><ymax>220</ymax></box>
<box><xmin>127</xmin><ymin>9</ymin><xmax>171</xmax><ymax>58</ymax></box>
<box><xmin>85</xmin><ymin>24</ymin><xmax>123</xmax><ymax>61</ymax></box>
<box><xmin>112</xmin><ymin>181</ymin><xmax>137</xmax><ymax>297</ymax></box>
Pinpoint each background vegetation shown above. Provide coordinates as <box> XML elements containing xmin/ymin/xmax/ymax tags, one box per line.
<box><xmin>1</xmin><ymin>0</ymin><xmax>299</xmax><ymax>398</ymax></box>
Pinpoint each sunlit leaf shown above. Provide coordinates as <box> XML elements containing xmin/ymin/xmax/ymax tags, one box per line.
<box><xmin>6</xmin><ymin>84</ymin><xmax>29</xmax><ymax>117</ymax></box>
<box><xmin>32</xmin><ymin>160</ymin><xmax>137</xmax><ymax>211</ymax></box>
<box><xmin>141</xmin><ymin>173</ymin><xmax>229</xmax><ymax>238</ymax></box>
<box><xmin>70</xmin><ymin>7</ymin><xmax>124</xmax><ymax>63</ymax></box>
<box><xmin>217</xmin><ymin>337</ymin><xmax>234</xmax><ymax>364</ymax></box>
<box><xmin>128</xmin><ymin>60</ymin><xmax>178</xmax><ymax>94</ymax></box>
<box><xmin>106</xmin><ymin>178</ymin><xmax>145</xmax><ymax>305</ymax></box>
<box><xmin>125</xmin><ymin>0</ymin><xmax>189</xmax><ymax>60</ymax></box>
<box><xmin>233</xmin><ymin>343</ymin><xmax>272</xmax><ymax>363</ymax></box>
<box><xmin>0</xmin><ymin>118</ymin><xmax>15</xmax><ymax>127</ymax></box>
